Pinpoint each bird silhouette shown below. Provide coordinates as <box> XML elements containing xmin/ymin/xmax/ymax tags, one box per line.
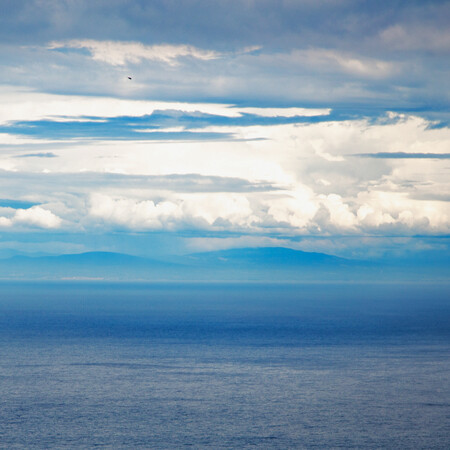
<box><xmin>128</xmin><ymin>76</ymin><xmax>132</xmax><ymax>80</ymax></box>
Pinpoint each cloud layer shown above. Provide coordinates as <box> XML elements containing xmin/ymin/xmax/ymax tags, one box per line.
<box><xmin>48</xmin><ymin>40</ymin><xmax>221</xmax><ymax>66</ymax></box>
<box><xmin>0</xmin><ymin>1</ymin><xmax>448</xmax><ymax>258</ymax></box>
<box><xmin>1</xmin><ymin>1</ymin><xmax>449</xmax><ymax>112</ymax></box>
<box><xmin>0</xmin><ymin>92</ymin><xmax>448</xmax><ymax>239</ymax></box>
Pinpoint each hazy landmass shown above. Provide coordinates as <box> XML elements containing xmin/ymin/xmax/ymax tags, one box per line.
<box><xmin>0</xmin><ymin>247</ymin><xmax>447</xmax><ymax>282</ymax></box>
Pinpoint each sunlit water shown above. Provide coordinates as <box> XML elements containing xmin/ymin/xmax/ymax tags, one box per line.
<box><xmin>0</xmin><ymin>282</ymin><xmax>449</xmax><ymax>449</ymax></box>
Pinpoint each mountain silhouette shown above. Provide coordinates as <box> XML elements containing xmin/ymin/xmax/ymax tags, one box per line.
<box><xmin>0</xmin><ymin>247</ymin><xmax>447</xmax><ymax>282</ymax></box>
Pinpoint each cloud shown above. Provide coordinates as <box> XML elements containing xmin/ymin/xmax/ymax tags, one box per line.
<box><xmin>4</xmin><ymin>0</ymin><xmax>448</xmax><ymax>56</ymax></box>
<box><xmin>266</xmin><ymin>187</ymin><xmax>318</xmax><ymax>229</ymax></box>
<box><xmin>48</xmin><ymin>40</ymin><xmax>221</xmax><ymax>66</ymax></box>
<box><xmin>1</xmin><ymin>40</ymin><xmax>447</xmax><ymax>111</ymax></box>
<box><xmin>89</xmin><ymin>194</ymin><xmax>182</xmax><ymax>230</ymax></box>
<box><xmin>295</xmin><ymin>49</ymin><xmax>397</xmax><ymax>79</ymax></box>
<box><xmin>0</xmin><ymin>206</ymin><xmax>62</xmax><ymax>229</ymax></box>
<box><xmin>88</xmin><ymin>192</ymin><xmax>258</xmax><ymax>231</ymax></box>
<box><xmin>84</xmin><ymin>180</ymin><xmax>450</xmax><ymax>236</ymax></box>
<box><xmin>236</xmin><ymin>107</ymin><xmax>330</xmax><ymax>117</ymax></box>
<box><xmin>184</xmin><ymin>235</ymin><xmax>296</xmax><ymax>253</ymax></box>
<box><xmin>0</xmin><ymin>0</ymin><xmax>449</xmax><ymax>262</ymax></box>
<box><xmin>3</xmin><ymin>122</ymin><xmax>234</xmax><ymax>142</ymax></box>
<box><xmin>380</xmin><ymin>24</ymin><xmax>450</xmax><ymax>52</ymax></box>
<box><xmin>1</xmin><ymin>1</ymin><xmax>449</xmax><ymax>115</ymax></box>
<box><xmin>0</xmin><ymin>170</ymin><xmax>280</xmax><ymax>195</ymax></box>
<box><xmin>0</xmin><ymin>97</ymin><xmax>333</xmax><ymax>142</ymax></box>
<box><xmin>0</xmin><ymin>92</ymin><xmax>449</xmax><ymax>238</ymax></box>
<box><xmin>0</xmin><ymin>87</ymin><xmax>264</xmax><ymax>125</ymax></box>
<box><xmin>0</xmin><ymin>86</ymin><xmax>330</xmax><ymax>127</ymax></box>
<box><xmin>355</xmin><ymin>152</ymin><xmax>450</xmax><ymax>159</ymax></box>
<box><xmin>355</xmin><ymin>191</ymin><xmax>449</xmax><ymax>233</ymax></box>
<box><xmin>0</xmin><ymin>111</ymin><xmax>334</xmax><ymax>143</ymax></box>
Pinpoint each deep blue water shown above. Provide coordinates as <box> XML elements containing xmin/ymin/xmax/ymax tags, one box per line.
<box><xmin>0</xmin><ymin>282</ymin><xmax>449</xmax><ymax>449</ymax></box>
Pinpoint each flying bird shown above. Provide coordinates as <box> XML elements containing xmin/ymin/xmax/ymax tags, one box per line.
<box><xmin>128</xmin><ymin>76</ymin><xmax>132</xmax><ymax>80</ymax></box>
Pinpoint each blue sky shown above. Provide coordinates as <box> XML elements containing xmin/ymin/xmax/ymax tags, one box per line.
<box><xmin>0</xmin><ymin>0</ymin><xmax>449</xmax><ymax>261</ymax></box>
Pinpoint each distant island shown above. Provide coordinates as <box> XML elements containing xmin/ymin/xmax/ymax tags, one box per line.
<box><xmin>0</xmin><ymin>247</ymin><xmax>447</xmax><ymax>283</ymax></box>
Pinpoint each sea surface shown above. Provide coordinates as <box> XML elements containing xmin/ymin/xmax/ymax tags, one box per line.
<box><xmin>0</xmin><ymin>282</ymin><xmax>449</xmax><ymax>449</ymax></box>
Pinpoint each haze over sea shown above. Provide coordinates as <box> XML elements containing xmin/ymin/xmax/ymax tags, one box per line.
<box><xmin>1</xmin><ymin>281</ymin><xmax>449</xmax><ymax>449</ymax></box>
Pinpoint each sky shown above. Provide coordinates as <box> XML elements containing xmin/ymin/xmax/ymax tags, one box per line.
<box><xmin>0</xmin><ymin>0</ymin><xmax>449</xmax><ymax>262</ymax></box>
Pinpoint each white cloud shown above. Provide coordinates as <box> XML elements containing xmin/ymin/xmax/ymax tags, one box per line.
<box><xmin>1</xmin><ymin>90</ymin><xmax>449</xmax><ymax>237</ymax></box>
<box><xmin>0</xmin><ymin>86</ymin><xmax>332</xmax><ymax>126</ymax></box>
<box><xmin>0</xmin><ymin>133</ymin><xmax>57</xmax><ymax>146</ymax></box>
<box><xmin>89</xmin><ymin>193</ymin><xmax>182</xmax><ymax>230</ymax></box>
<box><xmin>356</xmin><ymin>191</ymin><xmax>449</xmax><ymax>233</ymax></box>
<box><xmin>266</xmin><ymin>187</ymin><xmax>318</xmax><ymax>229</ymax></box>
<box><xmin>0</xmin><ymin>88</ymin><xmax>222</xmax><ymax>125</ymax></box>
<box><xmin>181</xmin><ymin>193</ymin><xmax>257</xmax><ymax>228</ymax></box>
<box><xmin>85</xmin><ymin>182</ymin><xmax>450</xmax><ymax>236</ymax></box>
<box><xmin>0</xmin><ymin>206</ymin><xmax>62</xmax><ymax>229</ymax></box>
<box><xmin>88</xmin><ymin>192</ymin><xmax>258</xmax><ymax>231</ymax></box>
<box><xmin>0</xmin><ymin>216</ymin><xmax>12</xmax><ymax>227</ymax></box>
<box><xmin>48</xmin><ymin>40</ymin><xmax>221</xmax><ymax>66</ymax></box>
<box><xmin>235</xmin><ymin>107</ymin><xmax>330</xmax><ymax>117</ymax></box>
<box><xmin>320</xmin><ymin>194</ymin><xmax>358</xmax><ymax>230</ymax></box>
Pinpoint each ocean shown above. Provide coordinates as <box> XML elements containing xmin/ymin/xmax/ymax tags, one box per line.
<box><xmin>0</xmin><ymin>282</ymin><xmax>449</xmax><ymax>448</ymax></box>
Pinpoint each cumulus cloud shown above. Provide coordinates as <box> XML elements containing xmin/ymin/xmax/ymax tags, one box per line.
<box><xmin>266</xmin><ymin>187</ymin><xmax>318</xmax><ymax>230</ymax></box>
<box><xmin>48</xmin><ymin>40</ymin><xmax>221</xmax><ymax>66</ymax></box>
<box><xmin>0</xmin><ymin>206</ymin><xmax>62</xmax><ymax>229</ymax></box>
<box><xmin>85</xmin><ymin>183</ymin><xmax>450</xmax><ymax>236</ymax></box>
<box><xmin>356</xmin><ymin>191</ymin><xmax>449</xmax><ymax>233</ymax></box>
<box><xmin>88</xmin><ymin>193</ymin><xmax>258</xmax><ymax>231</ymax></box>
<box><xmin>89</xmin><ymin>194</ymin><xmax>182</xmax><ymax>230</ymax></box>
